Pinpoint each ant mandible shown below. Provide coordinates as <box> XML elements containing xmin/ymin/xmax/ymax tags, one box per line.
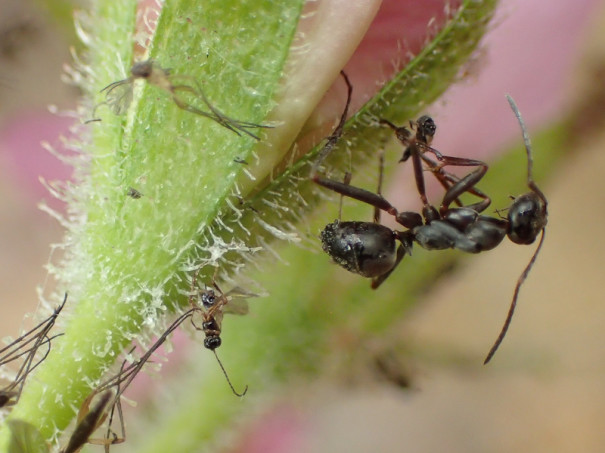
<box><xmin>311</xmin><ymin>77</ymin><xmax>547</xmax><ymax>363</ymax></box>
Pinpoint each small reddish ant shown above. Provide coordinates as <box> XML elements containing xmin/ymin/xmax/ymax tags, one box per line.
<box><xmin>0</xmin><ymin>293</ymin><xmax>66</xmax><ymax>408</ymax></box>
<box><xmin>66</xmin><ymin>275</ymin><xmax>250</xmax><ymax>450</ymax></box>
<box><xmin>89</xmin><ymin>60</ymin><xmax>271</xmax><ymax>140</ymax></box>
<box><xmin>312</xmin><ymin>78</ymin><xmax>547</xmax><ymax>363</ymax></box>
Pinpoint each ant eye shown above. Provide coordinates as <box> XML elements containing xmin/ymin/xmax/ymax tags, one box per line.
<box><xmin>204</xmin><ymin>336</ymin><xmax>221</xmax><ymax>350</ymax></box>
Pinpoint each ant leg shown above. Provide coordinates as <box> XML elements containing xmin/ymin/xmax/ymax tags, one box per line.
<box><xmin>171</xmin><ymin>85</ymin><xmax>249</xmax><ymax>138</ymax></box>
<box><xmin>171</xmin><ymin>82</ymin><xmax>270</xmax><ymax>140</ymax></box>
<box><xmin>437</xmin><ymin>156</ymin><xmax>489</xmax><ymax>213</ymax></box>
<box><xmin>421</xmin><ymin>154</ymin><xmax>491</xmax><ymax>213</ymax></box>
<box><xmin>95</xmin><ymin>311</ymin><xmax>196</xmax><ymax>399</ymax></box>
<box><xmin>374</xmin><ymin>150</ymin><xmax>385</xmax><ymax>223</ymax></box>
<box><xmin>409</xmin><ymin>143</ymin><xmax>431</xmax><ymax>209</ymax></box>
<box><xmin>338</xmin><ymin>171</ymin><xmax>352</xmax><ymax>221</ymax></box>
<box><xmin>101</xmin><ymin>358</ymin><xmax>130</xmax><ymax>451</ymax></box>
<box><xmin>377</xmin><ymin>119</ymin><xmax>434</xmax><ymax>212</ymax></box>
<box><xmin>314</xmin><ymin>177</ymin><xmax>398</xmax><ymax>217</ymax></box>
<box><xmin>377</xmin><ymin>119</ymin><xmax>413</xmax><ymax>156</ymax></box>
<box><xmin>371</xmin><ymin>240</ymin><xmax>411</xmax><ymax>289</ymax></box>
<box><xmin>0</xmin><ymin>293</ymin><xmax>67</xmax><ymax>403</ymax></box>
<box><xmin>379</xmin><ymin>120</ymin><xmax>435</xmax><ymax>217</ymax></box>
<box><xmin>310</xmin><ymin>72</ymin><xmax>399</xmax><ymax>218</ymax></box>
<box><xmin>310</xmin><ymin>71</ymin><xmax>352</xmax><ymax>178</ymax></box>
<box><xmin>188</xmin><ymin>267</ymin><xmax>204</xmax><ymax>309</ymax></box>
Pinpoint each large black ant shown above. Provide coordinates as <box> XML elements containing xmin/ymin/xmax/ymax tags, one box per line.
<box><xmin>0</xmin><ymin>293</ymin><xmax>67</xmax><ymax>408</ymax></box>
<box><xmin>89</xmin><ymin>60</ymin><xmax>271</xmax><ymax>140</ymax></box>
<box><xmin>311</xmin><ymin>77</ymin><xmax>547</xmax><ymax>363</ymax></box>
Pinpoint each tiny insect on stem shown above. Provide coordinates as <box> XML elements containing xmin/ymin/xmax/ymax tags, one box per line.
<box><xmin>88</xmin><ymin>60</ymin><xmax>272</xmax><ymax>140</ymax></box>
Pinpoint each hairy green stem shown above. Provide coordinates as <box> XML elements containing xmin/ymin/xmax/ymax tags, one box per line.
<box><xmin>0</xmin><ymin>0</ymin><xmax>503</xmax><ymax>450</ymax></box>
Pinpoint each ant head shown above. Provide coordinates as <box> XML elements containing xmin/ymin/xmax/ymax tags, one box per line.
<box><xmin>131</xmin><ymin>60</ymin><xmax>153</xmax><ymax>79</ymax></box>
<box><xmin>204</xmin><ymin>336</ymin><xmax>222</xmax><ymax>350</ymax></box>
<box><xmin>415</xmin><ymin>116</ymin><xmax>436</xmax><ymax>144</ymax></box>
<box><xmin>200</xmin><ymin>289</ymin><xmax>217</xmax><ymax>308</ymax></box>
<box><xmin>507</xmin><ymin>193</ymin><xmax>547</xmax><ymax>245</ymax></box>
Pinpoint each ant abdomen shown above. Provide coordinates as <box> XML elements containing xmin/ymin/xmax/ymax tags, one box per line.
<box><xmin>321</xmin><ymin>221</ymin><xmax>398</xmax><ymax>278</ymax></box>
<box><xmin>507</xmin><ymin>193</ymin><xmax>547</xmax><ymax>245</ymax></box>
<box><xmin>204</xmin><ymin>336</ymin><xmax>222</xmax><ymax>351</ymax></box>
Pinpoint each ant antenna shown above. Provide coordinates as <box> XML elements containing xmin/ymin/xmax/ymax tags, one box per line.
<box><xmin>212</xmin><ymin>350</ymin><xmax>248</xmax><ymax>397</ymax></box>
<box><xmin>484</xmin><ymin>96</ymin><xmax>548</xmax><ymax>364</ymax></box>
<box><xmin>505</xmin><ymin>94</ymin><xmax>547</xmax><ymax>205</ymax></box>
<box><xmin>310</xmin><ymin>71</ymin><xmax>353</xmax><ymax>177</ymax></box>
<box><xmin>484</xmin><ymin>231</ymin><xmax>545</xmax><ymax>364</ymax></box>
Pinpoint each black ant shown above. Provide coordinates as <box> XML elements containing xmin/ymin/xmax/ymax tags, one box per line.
<box><xmin>0</xmin><ymin>293</ymin><xmax>67</xmax><ymax>408</ymax></box>
<box><xmin>89</xmin><ymin>60</ymin><xmax>271</xmax><ymax>140</ymax></box>
<box><xmin>312</xmin><ymin>79</ymin><xmax>547</xmax><ymax>363</ymax></box>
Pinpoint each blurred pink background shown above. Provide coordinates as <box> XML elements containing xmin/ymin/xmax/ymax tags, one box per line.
<box><xmin>1</xmin><ymin>0</ymin><xmax>605</xmax><ymax>451</ymax></box>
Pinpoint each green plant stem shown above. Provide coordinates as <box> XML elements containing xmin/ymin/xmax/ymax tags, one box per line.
<box><xmin>0</xmin><ymin>0</ymin><xmax>502</xmax><ymax>450</ymax></box>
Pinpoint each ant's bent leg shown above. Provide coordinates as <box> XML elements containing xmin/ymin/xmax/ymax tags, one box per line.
<box><xmin>313</xmin><ymin>176</ymin><xmax>398</xmax><ymax>217</ymax></box>
<box><xmin>435</xmin><ymin>156</ymin><xmax>489</xmax><ymax>214</ymax></box>
<box><xmin>371</xmin><ymin>242</ymin><xmax>409</xmax><ymax>289</ymax></box>
<box><xmin>338</xmin><ymin>171</ymin><xmax>352</xmax><ymax>220</ymax></box>
<box><xmin>310</xmin><ymin>71</ymin><xmax>352</xmax><ymax>178</ymax></box>
<box><xmin>374</xmin><ymin>150</ymin><xmax>385</xmax><ymax>223</ymax></box>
